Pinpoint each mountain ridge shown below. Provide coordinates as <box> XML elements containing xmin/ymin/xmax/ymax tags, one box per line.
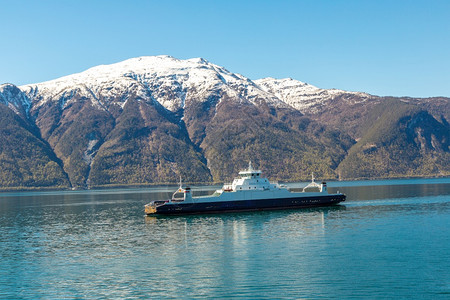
<box><xmin>0</xmin><ymin>55</ymin><xmax>448</xmax><ymax>190</ymax></box>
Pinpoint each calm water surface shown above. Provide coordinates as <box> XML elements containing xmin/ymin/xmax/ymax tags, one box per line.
<box><xmin>0</xmin><ymin>178</ymin><xmax>449</xmax><ymax>299</ymax></box>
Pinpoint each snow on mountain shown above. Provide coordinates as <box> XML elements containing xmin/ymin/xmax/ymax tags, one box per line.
<box><xmin>255</xmin><ymin>77</ymin><xmax>371</xmax><ymax>114</ymax></box>
<box><xmin>13</xmin><ymin>55</ymin><xmax>376</xmax><ymax>117</ymax></box>
<box><xmin>0</xmin><ymin>83</ymin><xmax>31</xmax><ymax>115</ymax></box>
<box><xmin>19</xmin><ymin>55</ymin><xmax>287</xmax><ymax>113</ymax></box>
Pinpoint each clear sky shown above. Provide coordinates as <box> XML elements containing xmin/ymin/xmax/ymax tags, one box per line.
<box><xmin>1</xmin><ymin>0</ymin><xmax>449</xmax><ymax>97</ymax></box>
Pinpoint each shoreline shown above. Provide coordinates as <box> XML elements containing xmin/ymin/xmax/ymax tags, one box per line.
<box><xmin>1</xmin><ymin>175</ymin><xmax>449</xmax><ymax>194</ymax></box>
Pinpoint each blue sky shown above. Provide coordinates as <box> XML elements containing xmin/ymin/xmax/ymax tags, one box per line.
<box><xmin>1</xmin><ymin>0</ymin><xmax>449</xmax><ymax>97</ymax></box>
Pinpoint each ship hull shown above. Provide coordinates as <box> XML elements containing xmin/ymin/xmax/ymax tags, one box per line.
<box><xmin>148</xmin><ymin>194</ymin><xmax>345</xmax><ymax>215</ymax></box>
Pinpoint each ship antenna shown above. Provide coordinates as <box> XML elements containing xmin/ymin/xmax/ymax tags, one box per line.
<box><xmin>249</xmin><ymin>161</ymin><xmax>253</xmax><ymax>171</ymax></box>
<box><xmin>179</xmin><ymin>176</ymin><xmax>182</xmax><ymax>189</ymax></box>
<box><xmin>311</xmin><ymin>172</ymin><xmax>315</xmax><ymax>183</ymax></box>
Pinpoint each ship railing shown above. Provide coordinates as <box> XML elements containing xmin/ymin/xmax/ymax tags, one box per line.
<box><xmin>172</xmin><ymin>190</ymin><xmax>185</xmax><ymax>202</ymax></box>
<box><xmin>149</xmin><ymin>200</ymin><xmax>168</xmax><ymax>207</ymax></box>
<box><xmin>172</xmin><ymin>195</ymin><xmax>185</xmax><ymax>201</ymax></box>
<box><xmin>171</xmin><ymin>198</ymin><xmax>185</xmax><ymax>203</ymax></box>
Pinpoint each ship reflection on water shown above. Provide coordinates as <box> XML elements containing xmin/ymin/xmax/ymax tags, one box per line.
<box><xmin>142</xmin><ymin>205</ymin><xmax>349</xmax><ymax>295</ymax></box>
<box><xmin>144</xmin><ymin>205</ymin><xmax>347</xmax><ymax>245</ymax></box>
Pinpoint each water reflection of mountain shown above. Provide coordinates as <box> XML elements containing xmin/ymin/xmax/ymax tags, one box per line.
<box><xmin>333</xmin><ymin>183</ymin><xmax>450</xmax><ymax>201</ymax></box>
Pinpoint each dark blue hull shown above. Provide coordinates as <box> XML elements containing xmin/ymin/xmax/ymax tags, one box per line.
<box><xmin>151</xmin><ymin>194</ymin><xmax>345</xmax><ymax>215</ymax></box>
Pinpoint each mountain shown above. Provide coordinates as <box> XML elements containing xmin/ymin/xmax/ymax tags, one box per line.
<box><xmin>0</xmin><ymin>56</ymin><xmax>448</xmax><ymax>190</ymax></box>
<box><xmin>0</xmin><ymin>84</ymin><xmax>70</xmax><ymax>189</ymax></box>
<box><xmin>337</xmin><ymin>99</ymin><xmax>449</xmax><ymax>179</ymax></box>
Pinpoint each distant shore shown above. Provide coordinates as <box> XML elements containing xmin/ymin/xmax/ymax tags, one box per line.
<box><xmin>1</xmin><ymin>174</ymin><xmax>449</xmax><ymax>193</ymax></box>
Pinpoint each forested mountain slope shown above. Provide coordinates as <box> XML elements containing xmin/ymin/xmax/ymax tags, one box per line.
<box><xmin>0</xmin><ymin>56</ymin><xmax>448</xmax><ymax>190</ymax></box>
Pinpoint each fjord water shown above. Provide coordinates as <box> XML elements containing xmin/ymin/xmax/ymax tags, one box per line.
<box><xmin>0</xmin><ymin>179</ymin><xmax>449</xmax><ymax>299</ymax></box>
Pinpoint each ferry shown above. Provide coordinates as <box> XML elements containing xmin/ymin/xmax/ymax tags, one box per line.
<box><xmin>145</xmin><ymin>162</ymin><xmax>345</xmax><ymax>215</ymax></box>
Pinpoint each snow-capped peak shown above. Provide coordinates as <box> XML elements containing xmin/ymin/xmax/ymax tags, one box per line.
<box><xmin>12</xmin><ymin>55</ymin><xmax>373</xmax><ymax>116</ymax></box>
<box><xmin>20</xmin><ymin>55</ymin><xmax>244</xmax><ymax>92</ymax></box>
<box><xmin>19</xmin><ymin>55</ymin><xmax>287</xmax><ymax>112</ymax></box>
<box><xmin>255</xmin><ymin>77</ymin><xmax>370</xmax><ymax>113</ymax></box>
